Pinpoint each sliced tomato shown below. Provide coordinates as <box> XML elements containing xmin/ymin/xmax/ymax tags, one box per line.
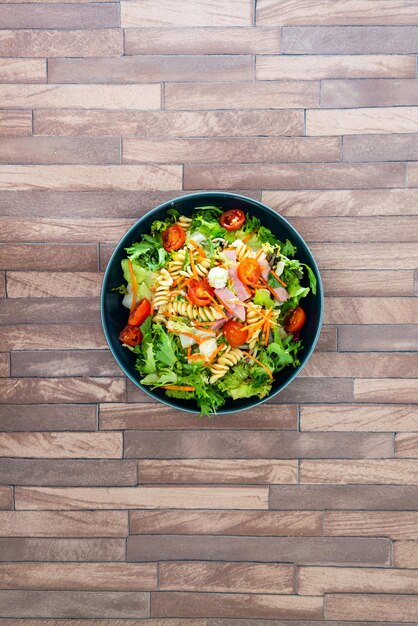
<box><xmin>237</xmin><ymin>258</ymin><xmax>261</xmax><ymax>285</ymax></box>
<box><xmin>285</xmin><ymin>306</ymin><xmax>306</xmax><ymax>333</ymax></box>
<box><xmin>119</xmin><ymin>324</ymin><xmax>143</xmax><ymax>346</ymax></box>
<box><xmin>188</xmin><ymin>278</ymin><xmax>214</xmax><ymax>306</ymax></box>
<box><xmin>129</xmin><ymin>298</ymin><xmax>151</xmax><ymax>326</ymax></box>
<box><xmin>219</xmin><ymin>209</ymin><xmax>245</xmax><ymax>231</ymax></box>
<box><xmin>162</xmin><ymin>224</ymin><xmax>185</xmax><ymax>251</ymax></box>
<box><xmin>223</xmin><ymin>320</ymin><xmax>248</xmax><ymax>347</ymax></box>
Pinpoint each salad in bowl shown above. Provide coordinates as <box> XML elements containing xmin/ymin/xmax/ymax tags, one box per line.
<box><xmin>106</xmin><ymin>197</ymin><xmax>321</xmax><ymax>415</ymax></box>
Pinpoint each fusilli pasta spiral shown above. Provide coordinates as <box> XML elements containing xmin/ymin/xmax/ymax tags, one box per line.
<box><xmin>167</xmin><ymin>299</ymin><xmax>224</xmax><ymax>321</ymax></box>
<box><xmin>177</xmin><ymin>215</ymin><xmax>192</xmax><ymax>231</ymax></box>
<box><xmin>153</xmin><ymin>268</ymin><xmax>172</xmax><ymax>310</ymax></box>
<box><xmin>209</xmin><ymin>346</ymin><xmax>244</xmax><ymax>384</ymax></box>
<box><xmin>167</xmin><ymin>248</ymin><xmax>187</xmax><ymax>281</ymax></box>
<box><xmin>234</xmin><ymin>239</ymin><xmax>254</xmax><ymax>263</ymax></box>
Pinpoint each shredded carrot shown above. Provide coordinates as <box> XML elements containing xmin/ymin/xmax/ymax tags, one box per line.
<box><xmin>255</xmin><ymin>249</ymin><xmax>264</xmax><ymax>261</ymax></box>
<box><xmin>241</xmin><ymin>350</ymin><xmax>273</xmax><ymax>379</ymax></box>
<box><xmin>242</xmin><ymin>230</ymin><xmax>257</xmax><ymax>244</ymax></box>
<box><xmin>187</xmin><ymin>346</ymin><xmax>191</xmax><ymax>359</ymax></box>
<box><xmin>188</xmin><ymin>354</ymin><xmax>205</xmax><ymax>361</ymax></box>
<box><xmin>189</xmin><ymin>240</ymin><xmax>206</xmax><ymax>258</ymax></box>
<box><xmin>264</xmin><ymin>316</ymin><xmax>271</xmax><ymax>346</ymax></box>
<box><xmin>167</xmin><ymin>328</ymin><xmax>202</xmax><ymax>344</ymax></box>
<box><xmin>127</xmin><ymin>259</ymin><xmax>137</xmax><ymax>313</ymax></box>
<box><xmin>270</xmin><ymin>268</ymin><xmax>287</xmax><ymax>288</ymax></box>
<box><xmin>162</xmin><ymin>385</ymin><xmax>195</xmax><ymax>392</ymax></box>
<box><xmin>207</xmin><ymin>343</ymin><xmax>226</xmax><ymax>364</ymax></box>
<box><xmin>260</xmin><ymin>276</ymin><xmax>279</xmax><ymax>300</ymax></box>
<box><xmin>208</xmin><ymin>294</ymin><xmax>227</xmax><ymax>317</ymax></box>
<box><xmin>150</xmin><ymin>303</ymin><xmax>154</xmax><ymax>316</ymax></box>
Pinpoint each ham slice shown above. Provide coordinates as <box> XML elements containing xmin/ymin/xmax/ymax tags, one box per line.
<box><xmin>257</xmin><ymin>252</ymin><xmax>270</xmax><ymax>281</ymax></box>
<box><xmin>228</xmin><ymin>265</ymin><xmax>251</xmax><ymax>301</ymax></box>
<box><xmin>215</xmin><ymin>287</ymin><xmax>246</xmax><ymax>322</ymax></box>
<box><xmin>222</xmin><ymin>248</ymin><xmax>236</xmax><ymax>263</ymax></box>
<box><xmin>273</xmin><ymin>287</ymin><xmax>289</xmax><ymax>302</ymax></box>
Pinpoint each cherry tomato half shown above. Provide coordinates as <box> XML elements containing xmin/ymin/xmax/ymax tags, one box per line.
<box><xmin>285</xmin><ymin>306</ymin><xmax>306</xmax><ymax>333</ymax></box>
<box><xmin>188</xmin><ymin>278</ymin><xmax>214</xmax><ymax>307</ymax></box>
<box><xmin>162</xmin><ymin>224</ymin><xmax>186</xmax><ymax>251</ymax></box>
<box><xmin>119</xmin><ymin>324</ymin><xmax>143</xmax><ymax>346</ymax></box>
<box><xmin>129</xmin><ymin>298</ymin><xmax>151</xmax><ymax>326</ymax></box>
<box><xmin>237</xmin><ymin>258</ymin><xmax>261</xmax><ymax>286</ymax></box>
<box><xmin>219</xmin><ymin>209</ymin><xmax>246</xmax><ymax>231</ymax></box>
<box><xmin>223</xmin><ymin>320</ymin><xmax>248</xmax><ymax>347</ymax></box>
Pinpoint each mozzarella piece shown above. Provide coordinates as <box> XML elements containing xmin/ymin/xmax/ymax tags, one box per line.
<box><xmin>189</xmin><ymin>231</ymin><xmax>206</xmax><ymax>245</ymax></box>
<box><xmin>199</xmin><ymin>338</ymin><xmax>218</xmax><ymax>359</ymax></box>
<box><xmin>208</xmin><ymin>266</ymin><xmax>228</xmax><ymax>289</ymax></box>
<box><xmin>276</xmin><ymin>261</ymin><xmax>285</xmax><ymax>276</ymax></box>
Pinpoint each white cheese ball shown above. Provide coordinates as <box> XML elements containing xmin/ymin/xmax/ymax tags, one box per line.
<box><xmin>208</xmin><ymin>266</ymin><xmax>228</xmax><ymax>289</ymax></box>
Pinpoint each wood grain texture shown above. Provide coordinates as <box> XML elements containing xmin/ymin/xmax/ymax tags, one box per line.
<box><xmin>34</xmin><ymin>110</ymin><xmax>304</xmax><ymax>137</ymax></box>
<box><xmin>0</xmin><ymin>377</ymin><xmax>125</xmax><ymax>404</ymax></box>
<box><xmin>0</xmin><ymin>404</ymin><xmax>97</xmax><ymax>432</ymax></box>
<box><xmin>0</xmin><ymin>432</ymin><xmax>122</xmax><ymax>459</ymax></box>
<box><xmin>0</xmin><ymin>111</ymin><xmax>32</xmax><ymax>136</ymax></box>
<box><xmin>0</xmin><ymin>244</ymin><xmax>98</xmax><ymax>271</ymax></box>
<box><xmin>129</xmin><ymin>510</ymin><xmax>323</xmax><ymax>536</ymax></box>
<box><xmin>395</xmin><ymin>434</ymin><xmax>418</xmax><ymax>458</ymax></box>
<box><xmin>321</xmin><ymin>78</ymin><xmax>418</xmax><ymax>107</ymax></box>
<box><xmin>0</xmin><ymin>58</ymin><xmax>46</xmax><ymax>83</ymax></box>
<box><xmin>0</xmin><ymin>538</ymin><xmax>126</xmax><ymax>562</ymax></box>
<box><xmin>0</xmin><ymin>488</ymin><xmax>13</xmax><ymax>511</ymax></box>
<box><xmin>121</xmin><ymin>0</ymin><xmax>252</xmax><ymax>27</ymax></box>
<box><xmin>0</xmin><ymin>563</ymin><xmax>157</xmax><ymax>591</ymax></box>
<box><xmin>0</xmin><ymin>137</ymin><xmax>120</xmax><ymax>164</ymax></box>
<box><xmin>257</xmin><ymin>55</ymin><xmax>416</xmax><ymax>80</ymax></box>
<box><xmin>300</xmin><ymin>404</ymin><xmax>418</xmax><ymax>431</ymax></box>
<box><xmin>299</xmin><ymin>566</ymin><xmax>418</xmax><ymax>595</ymax></box>
<box><xmin>0</xmin><ymin>3</ymin><xmax>120</xmax><ymax>29</ymax></box>
<box><xmin>325</xmin><ymin>511</ymin><xmax>418</xmax><ymax>539</ymax></box>
<box><xmin>14</xmin><ymin>486</ymin><xmax>269</xmax><ymax>510</ymax></box>
<box><xmin>137</xmin><ymin>460</ymin><xmax>298</xmax><ymax>484</ymax></box>
<box><xmin>0</xmin><ymin>511</ymin><xmax>128</xmax><ymax>537</ymax></box>
<box><xmin>0</xmin><ymin>29</ymin><xmax>123</xmax><ymax>56</ymax></box>
<box><xmin>301</xmin><ymin>460</ymin><xmax>418</xmax><ymax>484</ymax></box>
<box><xmin>394</xmin><ymin>542</ymin><xmax>418</xmax><ymax>568</ymax></box>
<box><xmin>159</xmin><ymin>562</ymin><xmax>294</xmax><ymax>594</ymax></box>
<box><xmin>307</xmin><ymin>107</ymin><xmax>418</xmax><ymax>135</ymax></box>
<box><xmin>6</xmin><ymin>272</ymin><xmax>102</xmax><ymax>298</ymax></box>
<box><xmin>124</xmin><ymin>27</ymin><xmax>281</xmax><ymax>54</ymax></box>
<box><xmin>325</xmin><ymin>593</ymin><xmax>418</xmax><ymax>621</ymax></box>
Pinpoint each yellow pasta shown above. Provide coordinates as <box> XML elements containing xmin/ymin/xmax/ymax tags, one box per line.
<box><xmin>167</xmin><ymin>247</ymin><xmax>187</xmax><ymax>281</ymax></box>
<box><xmin>177</xmin><ymin>215</ymin><xmax>192</xmax><ymax>231</ymax></box>
<box><xmin>234</xmin><ymin>239</ymin><xmax>254</xmax><ymax>263</ymax></box>
<box><xmin>153</xmin><ymin>268</ymin><xmax>172</xmax><ymax>310</ymax></box>
<box><xmin>209</xmin><ymin>346</ymin><xmax>244</xmax><ymax>384</ymax></box>
<box><xmin>167</xmin><ymin>299</ymin><xmax>224</xmax><ymax>321</ymax></box>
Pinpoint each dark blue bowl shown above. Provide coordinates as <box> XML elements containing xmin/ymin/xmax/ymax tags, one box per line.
<box><xmin>101</xmin><ymin>191</ymin><xmax>324</xmax><ymax>414</ymax></box>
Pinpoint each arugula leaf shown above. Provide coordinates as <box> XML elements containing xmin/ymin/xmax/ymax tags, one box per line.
<box><xmin>280</xmin><ymin>239</ymin><xmax>297</xmax><ymax>257</ymax></box>
<box><xmin>125</xmin><ymin>234</ymin><xmax>168</xmax><ymax>271</ymax></box>
<box><xmin>154</xmin><ymin>324</ymin><xmax>177</xmax><ymax>367</ymax></box>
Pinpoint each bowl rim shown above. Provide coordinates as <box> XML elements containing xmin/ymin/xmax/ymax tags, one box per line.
<box><xmin>100</xmin><ymin>190</ymin><xmax>324</xmax><ymax>414</ymax></box>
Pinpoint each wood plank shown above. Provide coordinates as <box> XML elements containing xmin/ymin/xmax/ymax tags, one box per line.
<box><xmin>7</xmin><ymin>272</ymin><xmax>102</xmax><ymax>298</ymax></box>
<box><xmin>0</xmin><ymin>563</ymin><xmax>157</xmax><ymax>591</ymax></box>
<box><xmin>121</xmin><ymin>0</ymin><xmax>252</xmax><ymax>27</ymax></box>
<box><xmin>307</xmin><ymin>107</ymin><xmax>418</xmax><ymax>135</ymax></box>
<box><xmin>0</xmin><ymin>165</ymin><xmax>181</xmax><ymax>191</ymax></box>
<box><xmin>302</xmin><ymin>352</ymin><xmax>418</xmax><ymax>378</ymax></box>
<box><xmin>325</xmin><ymin>511</ymin><xmax>418</xmax><ymax>539</ymax></box>
<box><xmin>99</xmin><ymin>402</ymin><xmax>297</xmax><ymax>430</ymax></box>
<box><xmin>0</xmin><ymin>3</ymin><xmax>120</xmax><ymax>29</ymax></box>
<box><xmin>15</xmin><ymin>486</ymin><xmax>269</xmax><ymax>510</ymax></box>
<box><xmin>0</xmin><ymin>488</ymin><xmax>13</xmax><ymax>511</ymax></box>
<box><xmin>0</xmin><ymin>432</ymin><xmax>122</xmax><ymax>459</ymax></box>
<box><xmin>310</xmin><ymin>242</ymin><xmax>418</xmax><ymax>269</ymax></box>
<box><xmin>324</xmin><ymin>297</ymin><xmax>418</xmax><ymax>324</ymax></box>
<box><xmin>0</xmin><ymin>377</ymin><xmax>125</xmax><ymax>404</ymax></box>
<box><xmin>0</xmin><ymin>29</ymin><xmax>122</xmax><ymax>56</ymax></box>
<box><xmin>301</xmin><ymin>460</ymin><xmax>418</xmax><ymax>484</ymax></box>
<box><xmin>129</xmin><ymin>510</ymin><xmax>323</xmax><ymax>536</ymax></box>
<box><xmin>165</xmin><ymin>81</ymin><xmax>319</xmax><ymax>110</ymax></box>
<box><xmin>0</xmin><ymin>324</ymin><xmax>106</xmax><ymax>350</ymax></box>
<box><xmin>257</xmin><ymin>54</ymin><xmax>416</xmax><ymax>79</ymax></box>
<box><xmin>0</xmin><ymin>538</ymin><xmax>126</xmax><ymax>562</ymax></box>
<box><xmin>339</xmin><ymin>325</ymin><xmax>418</xmax><ymax>350</ymax></box>
<box><xmin>394</xmin><ymin>541</ymin><xmax>418</xmax><ymax>568</ymax></box>
<box><xmin>125</xmin><ymin>27</ymin><xmax>281</xmax><ymax>54</ymax></box>
<box><xmin>123</xmin><ymin>137</ymin><xmax>340</xmax><ymax>164</ymax></box>
<box><xmin>159</xmin><ymin>562</ymin><xmax>294</xmax><ymax>594</ymax></box>
<box><xmin>0</xmin><ymin>58</ymin><xmax>46</xmax><ymax>83</ymax></box>
<box><xmin>300</xmin><ymin>404</ymin><xmax>418</xmax><ymax>431</ymax></box>
<box><xmin>0</xmin><ymin>404</ymin><xmax>97</xmax><ymax>432</ymax></box>
<box><xmin>11</xmin><ymin>350</ymin><xmax>122</xmax><ymax>377</ymax></box>
<box><xmin>0</xmin><ymin>218</ymin><xmax>133</xmax><ymax>242</ymax></box>
<box><xmin>325</xmin><ymin>593</ymin><xmax>418</xmax><ymax>621</ymax></box>
<box><xmin>396</xmin><ymin>434</ymin><xmax>418</xmax><ymax>458</ymax></box>
<box><xmin>137</xmin><ymin>460</ymin><xmax>298</xmax><ymax>484</ymax></box>
<box><xmin>354</xmin><ymin>378</ymin><xmax>418</xmax><ymax>403</ymax></box>
<box><xmin>34</xmin><ymin>109</ymin><xmax>304</xmax><ymax>137</ymax></box>
<box><xmin>151</xmin><ymin>592</ymin><xmax>323</xmax><ymax>620</ymax></box>
<box><xmin>321</xmin><ymin>269</ymin><xmax>414</xmax><ymax>296</ymax></box>
<box><xmin>0</xmin><ymin>84</ymin><xmax>160</xmax><ymax>109</ymax></box>
<box><xmin>322</xmin><ymin>77</ymin><xmax>418</xmax><ymax>107</ymax></box>
<box><xmin>344</xmin><ymin>133</ymin><xmax>418</xmax><ymax>162</ymax></box>
<box><xmin>48</xmin><ymin>56</ymin><xmax>253</xmax><ymax>83</ymax></box>
<box><xmin>0</xmin><ymin>110</ymin><xmax>32</xmax><ymax>136</ymax></box>
<box><xmin>0</xmin><ymin>510</ymin><xmax>128</xmax><ymax>537</ymax></box>
<box><xmin>0</xmin><ymin>354</ymin><xmax>9</xmax><ymax>378</ymax></box>
<box><xmin>299</xmin><ymin>566</ymin><xmax>418</xmax><ymax>595</ymax></box>
<box><xmin>257</xmin><ymin>0</ymin><xmax>418</xmax><ymax>26</ymax></box>
<box><xmin>0</xmin><ymin>137</ymin><xmax>120</xmax><ymax>164</ymax></box>
<box><xmin>0</xmin><ymin>244</ymin><xmax>98</xmax><ymax>271</ymax></box>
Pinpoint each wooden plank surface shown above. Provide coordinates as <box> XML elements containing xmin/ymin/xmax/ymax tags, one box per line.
<box><xmin>0</xmin><ymin>0</ymin><xmax>417</xmax><ymax>622</ymax></box>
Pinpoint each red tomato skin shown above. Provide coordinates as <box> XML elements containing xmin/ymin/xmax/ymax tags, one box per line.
<box><xmin>188</xmin><ymin>278</ymin><xmax>214</xmax><ymax>306</ymax></box>
<box><xmin>119</xmin><ymin>324</ymin><xmax>143</xmax><ymax>346</ymax></box>
<box><xmin>162</xmin><ymin>224</ymin><xmax>186</xmax><ymax>251</ymax></box>
<box><xmin>129</xmin><ymin>298</ymin><xmax>151</xmax><ymax>326</ymax></box>
<box><xmin>237</xmin><ymin>258</ymin><xmax>261</xmax><ymax>285</ymax></box>
<box><xmin>285</xmin><ymin>306</ymin><xmax>306</xmax><ymax>333</ymax></box>
<box><xmin>223</xmin><ymin>320</ymin><xmax>248</xmax><ymax>347</ymax></box>
<box><xmin>219</xmin><ymin>209</ymin><xmax>246</xmax><ymax>231</ymax></box>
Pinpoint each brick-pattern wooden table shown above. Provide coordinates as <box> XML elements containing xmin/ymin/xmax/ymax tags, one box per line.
<box><xmin>0</xmin><ymin>0</ymin><xmax>418</xmax><ymax>622</ymax></box>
